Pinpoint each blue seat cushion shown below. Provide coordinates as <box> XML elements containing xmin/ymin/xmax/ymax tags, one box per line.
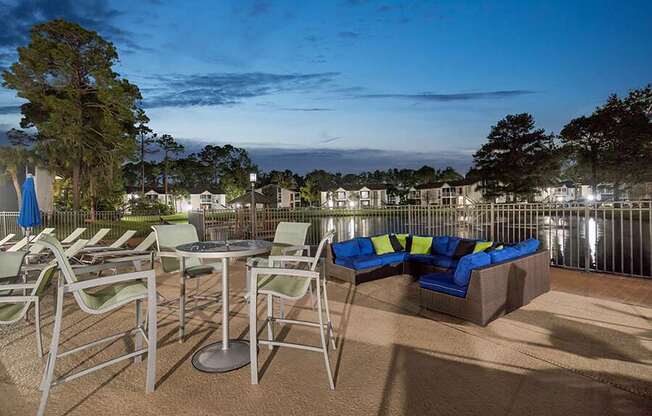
<box><xmin>350</xmin><ymin>255</ymin><xmax>384</xmax><ymax>269</ymax></box>
<box><xmin>335</xmin><ymin>252</ymin><xmax>408</xmax><ymax>270</ymax></box>
<box><xmin>445</xmin><ymin>237</ymin><xmax>461</xmax><ymax>257</ymax></box>
<box><xmin>431</xmin><ymin>236</ymin><xmax>449</xmax><ymax>255</ymax></box>
<box><xmin>334</xmin><ymin>258</ymin><xmax>354</xmax><ymax>268</ymax></box>
<box><xmin>489</xmin><ymin>246</ymin><xmax>521</xmax><ymax>264</ymax></box>
<box><xmin>332</xmin><ymin>240</ymin><xmax>360</xmax><ymax>259</ymax></box>
<box><xmin>378</xmin><ymin>252</ymin><xmax>408</xmax><ymax>265</ymax></box>
<box><xmin>419</xmin><ymin>272</ymin><xmax>467</xmax><ymax>298</ymax></box>
<box><xmin>409</xmin><ymin>254</ymin><xmax>458</xmax><ymax>269</ymax></box>
<box><xmin>453</xmin><ymin>252</ymin><xmax>491</xmax><ymax>286</ymax></box>
<box><xmin>513</xmin><ymin>238</ymin><xmax>540</xmax><ymax>256</ymax></box>
<box><xmin>356</xmin><ymin>237</ymin><xmax>375</xmax><ymax>256</ymax></box>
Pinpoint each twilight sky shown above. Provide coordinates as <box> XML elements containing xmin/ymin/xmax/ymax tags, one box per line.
<box><xmin>0</xmin><ymin>0</ymin><xmax>651</xmax><ymax>174</ymax></box>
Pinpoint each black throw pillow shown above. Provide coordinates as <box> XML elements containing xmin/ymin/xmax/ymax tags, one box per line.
<box><xmin>452</xmin><ymin>239</ymin><xmax>476</xmax><ymax>259</ymax></box>
<box><xmin>388</xmin><ymin>234</ymin><xmax>404</xmax><ymax>252</ymax></box>
<box><xmin>404</xmin><ymin>235</ymin><xmax>413</xmax><ymax>252</ymax></box>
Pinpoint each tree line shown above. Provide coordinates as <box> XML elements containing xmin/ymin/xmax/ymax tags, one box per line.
<box><xmin>472</xmin><ymin>86</ymin><xmax>652</xmax><ymax>201</ymax></box>
<box><xmin>0</xmin><ymin>19</ymin><xmax>649</xmax><ymax>213</ymax></box>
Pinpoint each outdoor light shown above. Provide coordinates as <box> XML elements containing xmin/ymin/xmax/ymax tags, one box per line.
<box><xmin>250</xmin><ymin>172</ymin><xmax>257</xmax><ymax>239</ymax></box>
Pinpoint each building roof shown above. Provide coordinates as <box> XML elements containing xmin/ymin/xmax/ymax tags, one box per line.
<box><xmin>415</xmin><ymin>181</ymin><xmax>447</xmax><ymax>190</ymax></box>
<box><xmin>187</xmin><ymin>185</ymin><xmax>225</xmax><ymax>195</ymax></box>
<box><xmin>415</xmin><ymin>178</ymin><xmax>477</xmax><ymax>189</ymax></box>
<box><xmin>228</xmin><ymin>190</ymin><xmax>276</xmax><ymax>205</ymax></box>
<box><xmin>327</xmin><ymin>184</ymin><xmax>387</xmax><ymax>192</ymax></box>
<box><xmin>257</xmin><ymin>183</ymin><xmax>298</xmax><ymax>192</ymax></box>
<box><xmin>125</xmin><ymin>186</ymin><xmax>165</xmax><ymax>194</ymax></box>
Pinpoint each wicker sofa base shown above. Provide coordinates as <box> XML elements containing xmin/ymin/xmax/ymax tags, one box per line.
<box><xmin>325</xmin><ymin>242</ymin><xmax>550</xmax><ymax>326</ymax></box>
<box><xmin>419</xmin><ymin>250</ymin><xmax>550</xmax><ymax>325</ymax></box>
<box><xmin>326</xmin><ymin>260</ymin><xmax>405</xmax><ymax>285</ymax></box>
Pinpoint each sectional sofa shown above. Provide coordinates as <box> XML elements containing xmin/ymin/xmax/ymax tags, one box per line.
<box><xmin>325</xmin><ymin>234</ymin><xmax>550</xmax><ymax>325</ymax></box>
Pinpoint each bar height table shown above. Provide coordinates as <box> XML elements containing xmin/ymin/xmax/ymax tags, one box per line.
<box><xmin>175</xmin><ymin>239</ymin><xmax>272</xmax><ymax>373</ymax></box>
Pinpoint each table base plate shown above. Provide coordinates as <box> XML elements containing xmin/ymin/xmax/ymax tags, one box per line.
<box><xmin>191</xmin><ymin>340</ymin><xmax>251</xmax><ymax>373</ymax></box>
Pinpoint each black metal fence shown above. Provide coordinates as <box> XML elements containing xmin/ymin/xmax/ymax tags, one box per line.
<box><xmin>0</xmin><ymin>210</ymin><xmax>163</xmax><ymax>241</ymax></box>
<box><xmin>2</xmin><ymin>202</ymin><xmax>650</xmax><ymax>278</ymax></box>
<box><xmin>197</xmin><ymin>202</ymin><xmax>652</xmax><ymax>278</ymax></box>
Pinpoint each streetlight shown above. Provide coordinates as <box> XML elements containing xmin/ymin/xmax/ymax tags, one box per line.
<box><xmin>250</xmin><ymin>172</ymin><xmax>257</xmax><ymax>239</ymax></box>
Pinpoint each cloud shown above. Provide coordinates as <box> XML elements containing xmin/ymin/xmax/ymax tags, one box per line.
<box><xmin>143</xmin><ymin>72</ymin><xmax>339</xmax><ymax>108</ymax></box>
<box><xmin>249</xmin><ymin>1</ymin><xmax>271</xmax><ymax>16</ymax></box>
<box><xmin>280</xmin><ymin>107</ymin><xmax>334</xmax><ymax>112</ymax></box>
<box><xmin>245</xmin><ymin>147</ymin><xmax>473</xmax><ymax>174</ymax></box>
<box><xmin>338</xmin><ymin>31</ymin><xmax>360</xmax><ymax>39</ymax></box>
<box><xmin>320</xmin><ymin>137</ymin><xmax>342</xmax><ymax>144</ymax></box>
<box><xmin>353</xmin><ymin>90</ymin><xmax>536</xmax><ymax>102</ymax></box>
<box><xmin>0</xmin><ymin>0</ymin><xmax>154</xmax><ymax>55</ymax></box>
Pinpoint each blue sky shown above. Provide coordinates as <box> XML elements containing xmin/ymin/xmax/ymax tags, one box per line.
<box><xmin>0</xmin><ymin>0</ymin><xmax>651</xmax><ymax>174</ymax></box>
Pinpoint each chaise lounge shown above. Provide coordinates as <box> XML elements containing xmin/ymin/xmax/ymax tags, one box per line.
<box><xmin>325</xmin><ymin>234</ymin><xmax>549</xmax><ymax>325</ymax></box>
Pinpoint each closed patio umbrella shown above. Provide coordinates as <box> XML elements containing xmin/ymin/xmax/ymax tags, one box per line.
<box><xmin>17</xmin><ymin>174</ymin><xmax>42</xmax><ymax>237</ymax></box>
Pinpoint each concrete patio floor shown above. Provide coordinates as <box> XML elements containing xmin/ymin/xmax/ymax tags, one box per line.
<box><xmin>1</xmin><ymin>263</ymin><xmax>650</xmax><ymax>416</ymax></box>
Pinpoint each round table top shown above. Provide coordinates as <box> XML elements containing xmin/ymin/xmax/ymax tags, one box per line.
<box><xmin>175</xmin><ymin>239</ymin><xmax>273</xmax><ymax>259</ymax></box>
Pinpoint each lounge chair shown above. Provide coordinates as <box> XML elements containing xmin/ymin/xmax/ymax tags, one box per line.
<box><xmin>60</xmin><ymin>227</ymin><xmax>87</xmax><ymax>244</ymax></box>
<box><xmin>82</xmin><ymin>233</ymin><xmax>157</xmax><ymax>271</ymax></box>
<box><xmin>80</xmin><ymin>229</ymin><xmax>136</xmax><ymax>253</ymax></box>
<box><xmin>5</xmin><ymin>228</ymin><xmax>55</xmax><ymax>252</ymax></box>
<box><xmin>86</xmin><ymin>228</ymin><xmax>111</xmax><ymax>246</ymax></box>
<box><xmin>0</xmin><ymin>233</ymin><xmax>16</xmax><ymax>246</ymax></box>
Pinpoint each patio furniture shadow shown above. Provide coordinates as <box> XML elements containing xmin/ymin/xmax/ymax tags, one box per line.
<box><xmin>377</xmin><ymin>344</ymin><xmax>651</xmax><ymax>416</ymax></box>
<box><xmin>501</xmin><ymin>308</ymin><xmax>652</xmax><ymax>365</ymax></box>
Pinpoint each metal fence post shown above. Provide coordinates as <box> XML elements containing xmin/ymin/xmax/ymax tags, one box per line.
<box><xmin>2</xmin><ymin>212</ymin><xmax>6</xmax><ymax>238</ymax></box>
<box><xmin>584</xmin><ymin>203</ymin><xmax>591</xmax><ymax>272</ymax></box>
<box><xmin>490</xmin><ymin>203</ymin><xmax>495</xmax><ymax>242</ymax></box>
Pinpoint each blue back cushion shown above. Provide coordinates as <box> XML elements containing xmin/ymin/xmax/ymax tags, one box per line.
<box><xmin>431</xmin><ymin>236</ymin><xmax>449</xmax><ymax>255</ymax></box>
<box><xmin>331</xmin><ymin>239</ymin><xmax>360</xmax><ymax>259</ymax></box>
<box><xmin>445</xmin><ymin>237</ymin><xmax>461</xmax><ymax>257</ymax></box>
<box><xmin>453</xmin><ymin>252</ymin><xmax>491</xmax><ymax>286</ymax></box>
<box><xmin>513</xmin><ymin>238</ymin><xmax>540</xmax><ymax>255</ymax></box>
<box><xmin>356</xmin><ymin>237</ymin><xmax>375</xmax><ymax>256</ymax></box>
<box><xmin>489</xmin><ymin>246</ymin><xmax>520</xmax><ymax>264</ymax></box>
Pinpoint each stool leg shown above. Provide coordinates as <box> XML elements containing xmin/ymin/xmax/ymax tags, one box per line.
<box><xmin>266</xmin><ymin>294</ymin><xmax>274</xmax><ymax>350</ymax></box>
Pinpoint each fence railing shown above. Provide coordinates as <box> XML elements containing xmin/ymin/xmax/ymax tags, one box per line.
<box><xmin>198</xmin><ymin>202</ymin><xmax>652</xmax><ymax>278</ymax></box>
<box><xmin>0</xmin><ymin>210</ymin><xmax>164</xmax><ymax>242</ymax></box>
<box><xmin>2</xmin><ymin>202</ymin><xmax>650</xmax><ymax>278</ymax></box>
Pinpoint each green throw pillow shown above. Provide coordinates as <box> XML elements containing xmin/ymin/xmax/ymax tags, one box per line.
<box><xmin>410</xmin><ymin>236</ymin><xmax>432</xmax><ymax>255</ymax></box>
<box><xmin>473</xmin><ymin>241</ymin><xmax>493</xmax><ymax>253</ymax></box>
<box><xmin>395</xmin><ymin>233</ymin><xmax>409</xmax><ymax>250</ymax></box>
<box><xmin>371</xmin><ymin>235</ymin><xmax>395</xmax><ymax>255</ymax></box>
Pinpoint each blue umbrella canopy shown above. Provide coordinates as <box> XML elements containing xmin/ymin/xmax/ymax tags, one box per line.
<box><xmin>17</xmin><ymin>174</ymin><xmax>42</xmax><ymax>233</ymax></box>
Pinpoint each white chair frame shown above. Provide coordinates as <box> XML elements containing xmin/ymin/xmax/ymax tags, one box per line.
<box><xmin>0</xmin><ymin>263</ymin><xmax>57</xmax><ymax>357</ymax></box>
<box><xmin>248</xmin><ymin>230</ymin><xmax>337</xmax><ymax>389</ymax></box>
<box><xmin>152</xmin><ymin>225</ymin><xmax>221</xmax><ymax>342</ymax></box>
<box><xmin>36</xmin><ymin>237</ymin><xmax>158</xmax><ymax>416</ymax></box>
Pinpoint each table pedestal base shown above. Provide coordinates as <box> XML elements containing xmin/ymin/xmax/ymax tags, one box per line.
<box><xmin>191</xmin><ymin>340</ymin><xmax>251</xmax><ymax>373</ymax></box>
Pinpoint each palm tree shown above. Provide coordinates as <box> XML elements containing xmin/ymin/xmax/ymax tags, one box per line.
<box><xmin>0</xmin><ymin>145</ymin><xmax>33</xmax><ymax>209</ymax></box>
